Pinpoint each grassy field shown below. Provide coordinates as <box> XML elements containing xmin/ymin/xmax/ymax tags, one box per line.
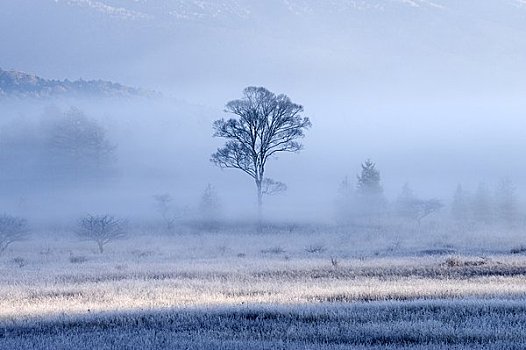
<box><xmin>2</xmin><ymin>225</ymin><xmax>526</xmax><ymax>349</ymax></box>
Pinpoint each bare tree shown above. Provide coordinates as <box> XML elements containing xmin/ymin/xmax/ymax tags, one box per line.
<box><xmin>407</xmin><ymin>199</ymin><xmax>443</xmax><ymax>226</ymax></box>
<box><xmin>415</xmin><ymin>199</ymin><xmax>443</xmax><ymax>225</ymax></box>
<box><xmin>0</xmin><ymin>214</ymin><xmax>28</xmax><ymax>256</ymax></box>
<box><xmin>211</xmin><ymin>87</ymin><xmax>311</xmax><ymax>221</ymax></box>
<box><xmin>77</xmin><ymin>214</ymin><xmax>125</xmax><ymax>253</ymax></box>
<box><xmin>395</xmin><ymin>185</ymin><xmax>443</xmax><ymax>225</ymax></box>
<box><xmin>153</xmin><ymin>193</ymin><xmax>183</xmax><ymax>230</ymax></box>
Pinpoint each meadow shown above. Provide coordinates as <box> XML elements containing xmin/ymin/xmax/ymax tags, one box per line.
<box><xmin>1</xmin><ymin>223</ymin><xmax>526</xmax><ymax>349</ymax></box>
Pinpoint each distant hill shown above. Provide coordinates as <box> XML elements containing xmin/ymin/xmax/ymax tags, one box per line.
<box><xmin>0</xmin><ymin>68</ymin><xmax>158</xmax><ymax>98</ymax></box>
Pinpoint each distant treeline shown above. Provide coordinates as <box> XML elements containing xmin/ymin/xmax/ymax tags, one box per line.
<box><xmin>336</xmin><ymin>160</ymin><xmax>520</xmax><ymax>227</ymax></box>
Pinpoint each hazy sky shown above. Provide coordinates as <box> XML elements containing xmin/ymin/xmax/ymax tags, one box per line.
<box><xmin>1</xmin><ymin>0</ymin><xmax>526</xmax><ymax>220</ymax></box>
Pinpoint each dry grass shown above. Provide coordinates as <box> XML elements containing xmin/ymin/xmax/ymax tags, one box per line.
<box><xmin>2</xmin><ymin>229</ymin><xmax>526</xmax><ymax>348</ymax></box>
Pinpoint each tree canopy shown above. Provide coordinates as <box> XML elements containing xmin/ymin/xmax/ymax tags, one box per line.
<box><xmin>211</xmin><ymin>86</ymin><xmax>311</xmax><ymax>218</ymax></box>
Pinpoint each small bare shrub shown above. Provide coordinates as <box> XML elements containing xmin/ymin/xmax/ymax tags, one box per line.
<box><xmin>444</xmin><ymin>256</ymin><xmax>462</xmax><ymax>267</ymax></box>
<box><xmin>40</xmin><ymin>248</ymin><xmax>53</xmax><ymax>256</ymax></box>
<box><xmin>331</xmin><ymin>257</ymin><xmax>339</xmax><ymax>268</ymax></box>
<box><xmin>305</xmin><ymin>244</ymin><xmax>326</xmax><ymax>254</ymax></box>
<box><xmin>444</xmin><ymin>256</ymin><xmax>488</xmax><ymax>267</ymax></box>
<box><xmin>261</xmin><ymin>247</ymin><xmax>285</xmax><ymax>254</ymax></box>
<box><xmin>511</xmin><ymin>246</ymin><xmax>526</xmax><ymax>254</ymax></box>
<box><xmin>69</xmin><ymin>255</ymin><xmax>88</xmax><ymax>264</ymax></box>
<box><xmin>420</xmin><ymin>248</ymin><xmax>456</xmax><ymax>256</ymax></box>
<box><xmin>217</xmin><ymin>245</ymin><xmax>228</xmax><ymax>256</ymax></box>
<box><xmin>131</xmin><ymin>249</ymin><xmax>155</xmax><ymax>258</ymax></box>
<box><xmin>0</xmin><ymin>214</ymin><xmax>29</xmax><ymax>256</ymax></box>
<box><xmin>12</xmin><ymin>256</ymin><xmax>26</xmax><ymax>268</ymax></box>
<box><xmin>77</xmin><ymin>214</ymin><xmax>126</xmax><ymax>254</ymax></box>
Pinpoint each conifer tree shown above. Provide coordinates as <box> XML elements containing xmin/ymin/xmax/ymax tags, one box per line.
<box><xmin>472</xmin><ymin>182</ymin><xmax>493</xmax><ymax>224</ymax></box>
<box><xmin>356</xmin><ymin>159</ymin><xmax>383</xmax><ymax>195</ymax></box>
<box><xmin>355</xmin><ymin>159</ymin><xmax>386</xmax><ymax>217</ymax></box>
<box><xmin>199</xmin><ymin>184</ymin><xmax>222</xmax><ymax>224</ymax></box>
<box><xmin>451</xmin><ymin>184</ymin><xmax>469</xmax><ymax>222</ymax></box>
<box><xmin>496</xmin><ymin>179</ymin><xmax>518</xmax><ymax>226</ymax></box>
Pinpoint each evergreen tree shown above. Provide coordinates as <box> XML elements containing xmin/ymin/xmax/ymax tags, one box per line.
<box><xmin>451</xmin><ymin>184</ymin><xmax>469</xmax><ymax>222</ymax></box>
<box><xmin>356</xmin><ymin>159</ymin><xmax>383</xmax><ymax>195</ymax></box>
<box><xmin>496</xmin><ymin>179</ymin><xmax>518</xmax><ymax>225</ymax></box>
<box><xmin>335</xmin><ymin>176</ymin><xmax>354</xmax><ymax>223</ymax></box>
<box><xmin>472</xmin><ymin>182</ymin><xmax>493</xmax><ymax>224</ymax></box>
<box><xmin>355</xmin><ymin>159</ymin><xmax>386</xmax><ymax>217</ymax></box>
<box><xmin>199</xmin><ymin>184</ymin><xmax>222</xmax><ymax>226</ymax></box>
<box><xmin>395</xmin><ymin>183</ymin><xmax>417</xmax><ymax>219</ymax></box>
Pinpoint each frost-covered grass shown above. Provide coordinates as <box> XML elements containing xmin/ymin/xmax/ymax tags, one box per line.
<box><xmin>1</xmin><ymin>226</ymin><xmax>526</xmax><ymax>349</ymax></box>
<box><xmin>3</xmin><ymin>300</ymin><xmax>526</xmax><ymax>350</ymax></box>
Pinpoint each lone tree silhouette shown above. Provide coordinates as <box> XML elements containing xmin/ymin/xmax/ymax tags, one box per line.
<box><xmin>211</xmin><ymin>86</ymin><xmax>311</xmax><ymax>222</ymax></box>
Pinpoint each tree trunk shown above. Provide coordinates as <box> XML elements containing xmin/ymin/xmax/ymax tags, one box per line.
<box><xmin>98</xmin><ymin>241</ymin><xmax>104</xmax><ymax>254</ymax></box>
<box><xmin>256</xmin><ymin>180</ymin><xmax>263</xmax><ymax>232</ymax></box>
<box><xmin>0</xmin><ymin>243</ymin><xmax>7</xmax><ymax>256</ymax></box>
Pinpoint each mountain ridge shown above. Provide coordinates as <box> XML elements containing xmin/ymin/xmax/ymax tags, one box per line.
<box><xmin>0</xmin><ymin>68</ymin><xmax>158</xmax><ymax>99</ymax></box>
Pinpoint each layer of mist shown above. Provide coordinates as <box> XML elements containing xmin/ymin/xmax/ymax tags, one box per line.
<box><xmin>1</xmin><ymin>0</ymin><xmax>525</xmax><ymax>228</ymax></box>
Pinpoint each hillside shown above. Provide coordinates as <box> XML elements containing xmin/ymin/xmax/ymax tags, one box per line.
<box><xmin>0</xmin><ymin>68</ymin><xmax>156</xmax><ymax>98</ymax></box>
